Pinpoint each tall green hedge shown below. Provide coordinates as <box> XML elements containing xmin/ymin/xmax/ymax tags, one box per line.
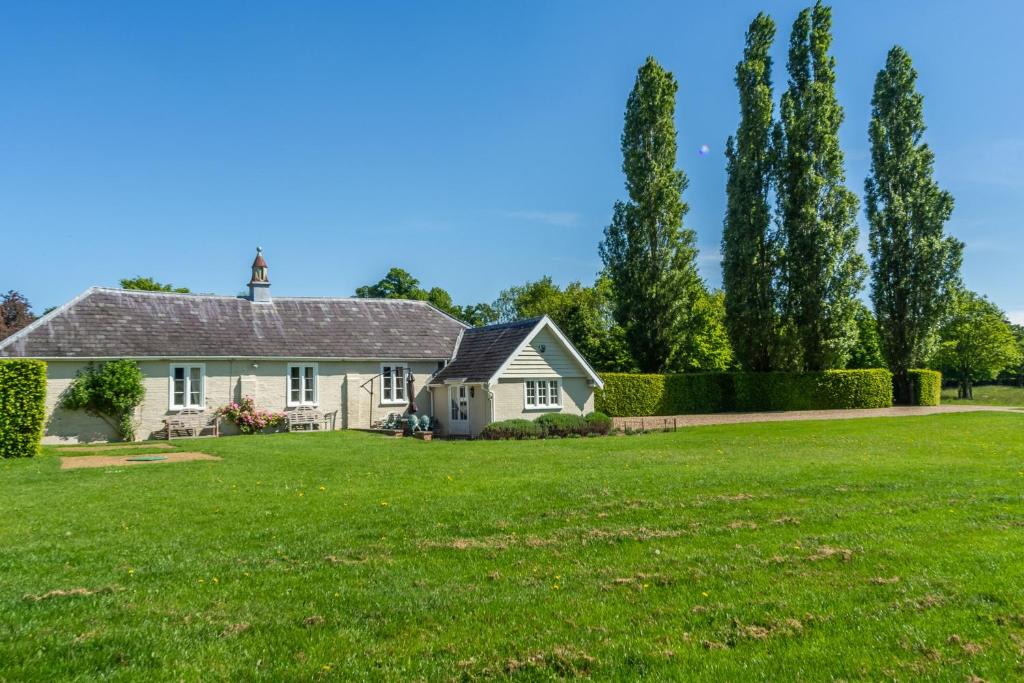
<box><xmin>908</xmin><ymin>369</ymin><xmax>942</xmax><ymax>406</ymax></box>
<box><xmin>0</xmin><ymin>359</ymin><xmax>48</xmax><ymax>458</ymax></box>
<box><xmin>597</xmin><ymin>369</ymin><xmax>894</xmax><ymax>416</ymax></box>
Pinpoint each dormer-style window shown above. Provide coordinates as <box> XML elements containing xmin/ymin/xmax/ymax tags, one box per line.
<box><xmin>169</xmin><ymin>364</ymin><xmax>205</xmax><ymax>410</ymax></box>
<box><xmin>381</xmin><ymin>364</ymin><xmax>407</xmax><ymax>404</ymax></box>
<box><xmin>287</xmin><ymin>363</ymin><xmax>317</xmax><ymax>407</ymax></box>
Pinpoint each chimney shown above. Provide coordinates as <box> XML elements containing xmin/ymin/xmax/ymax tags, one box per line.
<box><xmin>248</xmin><ymin>247</ymin><xmax>271</xmax><ymax>303</ymax></box>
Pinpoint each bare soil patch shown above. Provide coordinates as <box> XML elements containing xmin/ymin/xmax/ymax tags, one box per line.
<box><xmin>61</xmin><ymin>452</ymin><xmax>220</xmax><ymax>470</ymax></box>
<box><xmin>56</xmin><ymin>442</ymin><xmax>176</xmax><ymax>454</ymax></box>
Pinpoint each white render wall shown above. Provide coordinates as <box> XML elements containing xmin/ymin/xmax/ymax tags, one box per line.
<box><xmin>490</xmin><ymin>377</ymin><xmax>593</xmax><ymax>423</ymax></box>
<box><xmin>40</xmin><ymin>358</ymin><xmax>444</xmax><ymax>443</ymax></box>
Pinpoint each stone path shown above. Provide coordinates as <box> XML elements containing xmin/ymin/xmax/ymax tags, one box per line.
<box><xmin>611</xmin><ymin>405</ymin><xmax>1021</xmax><ymax>430</ymax></box>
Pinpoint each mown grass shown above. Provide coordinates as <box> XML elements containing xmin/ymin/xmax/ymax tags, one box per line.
<box><xmin>2</xmin><ymin>413</ymin><xmax>1024</xmax><ymax>681</ymax></box>
<box><xmin>942</xmin><ymin>384</ymin><xmax>1024</xmax><ymax>407</ymax></box>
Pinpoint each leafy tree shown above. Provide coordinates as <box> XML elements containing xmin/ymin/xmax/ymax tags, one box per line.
<box><xmin>60</xmin><ymin>360</ymin><xmax>146</xmax><ymax>441</ymax></box>
<box><xmin>354</xmin><ymin>268</ymin><xmax>422</xmax><ymax>300</ymax></box>
<box><xmin>865</xmin><ymin>46</ymin><xmax>963</xmax><ymax>403</ymax></box>
<box><xmin>494</xmin><ymin>276</ymin><xmax>634</xmax><ymax>372</ymax></box>
<box><xmin>599</xmin><ymin>57</ymin><xmax>707</xmax><ymax>372</ymax></box>
<box><xmin>355</xmin><ymin>267</ymin><xmax>496</xmax><ymax>326</ymax></box>
<box><xmin>775</xmin><ymin>3</ymin><xmax>866</xmax><ymax>370</ymax></box>
<box><xmin>672</xmin><ymin>290</ymin><xmax>734</xmax><ymax>372</ymax></box>
<box><xmin>846</xmin><ymin>302</ymin><xmax>885</xmax><ymax>369</ymax></box>
<box><xmin>723</xmin><ymin>13</ymin><xmax>780</xmax><ymax>371</ymax></box>
<box><xmin>1007</xmin><ymin>325</ymin><xmax>1024</xmax><ymax>387</ymax></box>
<box><xmin>0</xmin><ymin>290</ymin><xmax>36</xmax><ymax>341</ymax></box>
<box><xmin>120</xmin><ymin>277</ymin><xmax>190</xmax><ymax>293</ymax></box>
<box><xmin>931</xmin><ymin>291</ymin><xmax>1021</xmax><ymax>399</ymax></box>
<box><xmin>454</xmin><ymin>303</ymin><xmax>499</xmax><ymax>327</ymax></box>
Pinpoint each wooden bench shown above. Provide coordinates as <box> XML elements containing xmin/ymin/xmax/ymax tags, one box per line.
<box><xmin>165</xmin><ymin>409</ymin><xmax>219</xmax><ymax>439</ymax></box>
<box><xmin>287</xmin><ymin>406</ymin><xmax>326</xmax><ymax>432</ymax></box>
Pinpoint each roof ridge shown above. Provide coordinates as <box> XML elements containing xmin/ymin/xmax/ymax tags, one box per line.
<box><xmin>471</xmin><ymin>316</ymin><xmax>543</xmax><ymax>332</ymax></box>
<box><xmin>86</xmin><ymin>286</ymin><xmax>467</xmax><ymax>310</ymax></box>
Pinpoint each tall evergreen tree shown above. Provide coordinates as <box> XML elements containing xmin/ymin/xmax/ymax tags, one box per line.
<box><xmin>775</xmin><ymin>3</ymin><xmax>865</xmax><ymax>370</ymax></box>
<box><xmin>599</xmin><ymin>57</ymin><xmax>705</xmax><ymax>373</ymax></box>
<box><xmin>865</xmin><ymin>46</ymin><xmax>963</xmax><ymax>403</ymax></box>
<box><xmin>723</xmin><ymin>13</ymin><xmax>779</xmax><ymax>371</ymax></box>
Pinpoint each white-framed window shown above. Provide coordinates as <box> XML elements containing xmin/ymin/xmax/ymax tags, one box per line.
<box><xmin>381</xmin><ymin>364</ymin><xmax>407</xmax><ymax>404</ymax></box>
<box><xmin>524</xmin><ymin>379</ymin><xmax>560</xmax><ymax>409</ymax></box>
<box><xmin>169</xmin><ymin>364</ymin><xmax>205</xmax><ymax>410</ymax></box>
<box><xmin>287</xmin><ymin>363</ymin><xmax>318</xmax><ymax>407</ymax></box>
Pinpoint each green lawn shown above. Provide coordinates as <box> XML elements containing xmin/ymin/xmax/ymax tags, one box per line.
<box><xmin>3</xmin><ymin>414</ymin><xmax>1024</xmax><ymax>681</ymax></box>
<box><xmin>942</xmin><ymin>384</ymin><xmax>1024</xmax><ymax>407</ymax></box>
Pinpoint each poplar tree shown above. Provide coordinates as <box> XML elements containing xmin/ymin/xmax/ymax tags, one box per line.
<box><xmin>723</xmin><ymin>13</ymin><xmax>779</xmax><ymax>371</ymax></box>
<box><xmin>600</xmin><ymin>57</ymin><xmax>705</xmax><ymax>373</ymax></box>
<box><xmin>865</xmin><ymin>46</ymin><xmax>963</xmax><ymax>403</ymax></box>
<box><xmin>775</xmin><ymin>3</ymin><xmax>865</xmax><ymax>370</ymax></box>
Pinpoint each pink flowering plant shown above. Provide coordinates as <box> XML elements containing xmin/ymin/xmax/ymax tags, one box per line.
<box><xmin>216</xmin><ymin>397</ymin><xmax>287</xmax><ymax>434</ymax></box>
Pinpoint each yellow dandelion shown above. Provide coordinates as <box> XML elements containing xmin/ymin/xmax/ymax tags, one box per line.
<box><xmin>198</xmin><ymin>578</ymin><xmax>205</xmax><ymax>584</ymax></box>
<box><xmin>298</xmin><ymin>492</ymin><xmax>304</xmax><ymax>497</ymax></box>
<box><xmin>701</xmin><ymin>591</ymin><xmax>708</xmax><ymax>597</ymax></box>
<box><xmin>127</xmin><ymin>568</ymin><xmax>135</xmax><ymax>575</ymax></box>
<box><xmin>380</xmin><ymin>501</ymin><xmax>389</xmax><ymax>507</ymax></box>
<box><xmin>319</xmin><ymin>486</ymin><xmax>326</xmax><ymax>491</ymax></box>
<box><xmin>212</xmin><ymin>577</ymin><xmax>219</xmax><ymax>584</ymax></box>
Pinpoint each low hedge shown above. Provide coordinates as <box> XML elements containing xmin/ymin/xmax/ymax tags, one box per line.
<box><xmin>908</xmin><ymin>369</ymin><xmax>942</xmax><ymax>406</ymax></box>
<box><xmin>480</xmin><ymin>411</ymin><xmax>613</xmax><ymax>440</ymax></box>
<box><xmin>597</xmin><ymin>369</ymin><xmax>894</xmax><ymax>416</ymax></box>
<box><xmin>584</xmin><ymin>411</ymin><xmax>613</xmax><ymax>435</ymax></box>
<box><xmin>0</xmin><ymin>359</ymin><xmax>48</xmax><ymax>458</ymax></box>
<box><xmin>480</xmin><ymin>419</ymin><xmax>545</xmax><ymax>440</ymax></box>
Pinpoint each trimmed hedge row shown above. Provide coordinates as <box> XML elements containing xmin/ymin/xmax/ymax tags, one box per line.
<box><xmin>908</xmin><ymin>369</ymin><xmax>942</xmax><ymax>407</ymax></box>
<box><xmin>480</xmin><ymin>412</ymin><xmax>612</xmax><ymax>440</ymax></box>
<box><xmin>0</xmin><ymin>359</ymin><xmax>47</xmax><ymax>458</ymax></box>
<box><xmin>596</xmin><ymin>369</ymin><xmax>897</xmax><ymax>417</ymax></box>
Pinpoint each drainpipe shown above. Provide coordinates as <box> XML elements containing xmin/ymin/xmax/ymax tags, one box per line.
<box><xmin>485</xmin><ymin>382</ymin><xmax>495</xmax><ymax>425</ymax></box>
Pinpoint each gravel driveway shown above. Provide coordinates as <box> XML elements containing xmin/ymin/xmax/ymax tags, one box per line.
<box><xmin>611</xmin><ymin>405</ymin><xmax>1021</xmax><ymax>430</ymax></box>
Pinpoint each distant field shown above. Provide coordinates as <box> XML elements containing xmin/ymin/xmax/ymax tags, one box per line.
<box><xmin>941</xmin><ymin>384</ymin><xmax>1024</xmax><ymax>407</ymax></box>
<box><xmin>2</xmin><ymin>414</ymin><xmax>1024</xmax><ymax>680</ymax></box>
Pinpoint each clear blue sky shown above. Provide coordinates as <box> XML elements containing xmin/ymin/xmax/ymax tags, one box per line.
<box><xmin>2</xmin><ymin>1</ymin><xmax>1022</xmax><ymax>323</ymax></box>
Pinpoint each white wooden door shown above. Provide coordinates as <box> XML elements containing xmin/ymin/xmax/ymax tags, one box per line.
<box><xmin>448</xmin><ymin>385</ymin><xmax>470</xmax><ymax>434</ymax></box>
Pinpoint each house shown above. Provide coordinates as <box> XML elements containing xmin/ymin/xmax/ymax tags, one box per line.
<box><xmin>0</xmin><ymin>249</ymin><xmax>603</xmax><ymax>442</ymax></box>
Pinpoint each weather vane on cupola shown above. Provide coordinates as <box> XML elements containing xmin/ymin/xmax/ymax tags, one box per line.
<box><xmin>248</xmin><ymin>247</ymin><xmax>272</xmax><ymax>302</ymax></box>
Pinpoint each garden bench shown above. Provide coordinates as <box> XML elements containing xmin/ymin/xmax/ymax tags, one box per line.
<box><xmin>287</xmin><ymin>406</ymin><xmax>326</xmax><ymax>432</ymax></box>
<box><xmin>165</xmin><ymin>409</ymin><xmax>219</xmax><ymax>439</ymax></box>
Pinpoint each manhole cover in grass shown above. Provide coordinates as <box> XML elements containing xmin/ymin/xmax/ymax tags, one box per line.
<box><xmin>126</xmin><ymin>456</ymin><xmax>168</xmax><ymax>462</ymax></box>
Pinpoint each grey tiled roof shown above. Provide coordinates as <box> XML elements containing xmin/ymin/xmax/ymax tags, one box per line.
<box><xmin>0</xmin><ymin>288</ymin><xmax>467</xmax><ymax>359</ymax></box>
<box><xmin>429</xmin><ymin>317</ymin><xmax>541</xmax><ymax>384</ymax></box>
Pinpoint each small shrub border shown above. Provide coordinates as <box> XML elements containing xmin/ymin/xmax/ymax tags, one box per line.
<box><xmin>479</xmin><ymin>411</ymin><xmax>612</xmax><ymax>440</ymax></box>
<box><xmin>216</xmin><ymin>397</ymin><xmax>287</xmax><ymax>434</ymax></box>
<box><xmin>0</xmin><ymin>359</ymin><xmax>47</xmax><ymax>458</ymax></box>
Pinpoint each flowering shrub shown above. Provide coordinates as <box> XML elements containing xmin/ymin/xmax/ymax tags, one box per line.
<box><xmin>216</xmin><ymin>397</ymin><xmax>286</xmax><ymax>434</ymax></box>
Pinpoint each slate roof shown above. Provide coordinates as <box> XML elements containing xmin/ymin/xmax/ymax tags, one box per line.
<box><xmin>0</xmin><ymin>288</ymin><xmax>467</xmax><ymax>359</ymax></box>
<box><xmin>428</xmin><ymin>317</ymin><xmax>542</xmax><ymax>385</ymax></box>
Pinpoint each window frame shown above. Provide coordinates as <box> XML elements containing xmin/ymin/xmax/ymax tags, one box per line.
<box><xmin>286</xmin><ymin>362</ymin><xmax>319</xmax><ymax>408</ymax></box>
<box><xmin>380</xmin><ymin>363</ymin><xmax>408</xmax><ymax>405</ymax></box>
<box><xmin>523</xmin><ymin>379</ymin><xmax>561</xmax><ymax>410</ymax></box>
<box><xmin>168</xmin><ymin>363</ymin><xmax>206</xmax><ymax>410</ymax></box>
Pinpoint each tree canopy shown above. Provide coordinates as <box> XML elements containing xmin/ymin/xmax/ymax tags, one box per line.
<box><xmin>931</xmin><ymin>290</ymin><xmax>1021</xmax><ymax>398</ymax></box>
<box><xmin>355</xmin><ymin>268</ymin><xmax>498</xmax><ymax>326</ymax></box>
<box><xmin>865</xmin><ymin>45</ymin><xmax>963</xmax><ymax>402</ymax></box>
<box><xmin>599</xmin><ymin>57</ymin><xmax>712</xmax><ymax>372</ymax></box>
<box><xmin>723</xmin><ymin>13</ymin><xmax>780</xmax><ymax>371</ymax></box>
<box><xmin>0</xmin><ymin>291</ymin><xmax>37</xmax><ymax>341</ymax></box>
<box><xmin>120</xmin><ymin>277</ymin><xmax>190</xmax><ymax>293</ymax></box>
<box><xmin>775</xmin><ymin>2</ymin><xmax>866</xmax><ymax>370</ymax></box>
